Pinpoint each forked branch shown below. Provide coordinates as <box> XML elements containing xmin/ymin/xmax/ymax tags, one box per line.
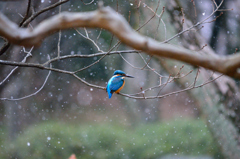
<box><xmin>0</xmin><ymin>5</ymin><xmax>239</xmax><ymax>78</ymax></box>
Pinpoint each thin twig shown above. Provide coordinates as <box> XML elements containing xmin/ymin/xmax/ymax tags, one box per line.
<box><xmin>212</xmin><ymin>0</ymin><xmax>218</xmax><ymax>8</ymax></box>
<box><xmin>156</xmin><ymin>74</ymin><xmax>171</xmax><ymax>96</ymax></box>
<box><xmin>181</xmin><ymin>8</ymin><xmax>185</xmax><ymax>31</ymax></box>
<box><xmin>57</xmin><ymin>0</ymin><xmax>62</xmax><ymax>58</ymax></box>
<box><xmin>162</xmin><ymin>0</ymin><xmax>224</xmax><ymax>43</ymax></box>
<box><xmin>118</xmin><ymin>53</ymin><xmax>149</xmax><ymax>71</ymax></box>
<box><xmin>74</xmin><ymin>41</ymin><xmax>121</xmax><ymax>74</ymax></box>
<box><xmin>75</xmin><ymin>28</ymin><xmax>103</xmax><ymax>52</ymax></box>
<box><xmin>191</xmin><ymin>0</ymin><xmax>197</xmax><ymax>18</ymax></box>
<box><xmin>204</xmin><ymin>12</ymin><xmax>223</xmax><ymax>24</ymax></box>
<box><xmin>19</xmin><ymin>0</ymin><xmax>32</xmax><ymax>27</ymax></box>
<box><xmin>0</xmin><ymin>47</ymin><xmax>33</xmax><ymax>86</ymax></box>
<box><xmin>141</xmin><ymin>55</ymin><xmax>153</xmax><ymax>70</ymax></box>
<box><xmin>128</xmin><ymin>68</ymin><xmax>193</xmax><ymax>96</ymax></box>
<box><xmin>22</xmin><ymin>0</ymin><xmax>69</xmax><ymax>26</ymax></box>
<box><xmin>96</xmin><ymin>29</ymin><xmax>102</xmax><ymax>40</ymax></box>
<box><xmin>81</xmin><ymin>0</ymin><xmax>94</xmax><ymax>5</ymax></box>
<box><xmin>42</xmin><ymin>50</ymin><xmax>139</xmax><ymax>66</ymax></box>
<box><xmin>0</xmin><ymin>56</ymin><xmax>51</xmax><ymax>101</ymax></box>
<box><xmin>138</xmin><ymin>53</ymin><xmax>164</xmax><ymax>77</ymax></box>
<box><xmin>143</xmin><ymin>4</ymin><xmax>167</xmax><ymax>40</ymax></box>
<box><xmin>120</xmin><ymin>74</ymin><xmax>223</xmax><ymax>99</ymax></box>
<box><xmin>193</xmin><ymin>68</ymin><xmax>200</xmax><ymax>87</ymax></box>
<box><xmin>137</xmin><ymin>0</ymin><xmax>160</xmax><ymax>31</ymax></box>
<box><xmin>155</xmin><ymin>6</ymin><xmax>165</xmax><ymax>40</ymax></box>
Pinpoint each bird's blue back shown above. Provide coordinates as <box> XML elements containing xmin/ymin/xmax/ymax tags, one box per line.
<box><xmin>106</xmin><ymin>75</ymin><xmax>124</xmax><ymax>98</ymax></box>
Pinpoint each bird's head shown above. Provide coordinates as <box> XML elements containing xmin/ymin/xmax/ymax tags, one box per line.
<box><xmin>113</xmin><ymin>70</ymin><xmax>134</xmax><ymax>78</ymax></box>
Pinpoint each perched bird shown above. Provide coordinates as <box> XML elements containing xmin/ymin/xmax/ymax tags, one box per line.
<box><xmin>106</xmin><ymin>70</ymin><xmax>134</xmax><ymax>98</ymax></box>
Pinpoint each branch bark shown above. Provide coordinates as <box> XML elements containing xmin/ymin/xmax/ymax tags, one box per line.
<box><xmin>0</xmin><ymin>6</ymin><xmax>240</xmax><ymax>78</ymax></box>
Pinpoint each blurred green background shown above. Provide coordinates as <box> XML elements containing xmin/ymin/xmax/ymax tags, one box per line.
<box><xmin>0</xmin><ymin>119</ymin><xmax>222</xmax><ymax>159</ymax></box>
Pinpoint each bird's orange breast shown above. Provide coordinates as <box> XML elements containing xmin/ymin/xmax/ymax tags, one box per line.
<box><xmin>115</xmin><ymin>80</ymin><xmax>125</xmax><ymax>93</ymax></box>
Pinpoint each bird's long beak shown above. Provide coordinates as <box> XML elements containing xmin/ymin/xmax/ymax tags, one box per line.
<box><xmin>125</xmin><ymin>74</ymin><xmax>134</xmax><ymax>78</ymax></box>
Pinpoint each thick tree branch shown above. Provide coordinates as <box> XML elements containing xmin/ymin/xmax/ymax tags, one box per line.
<box><xmin>0</xmin><ymin>6</ymin><xmax>239</xmax><ymax>78</ymax></box>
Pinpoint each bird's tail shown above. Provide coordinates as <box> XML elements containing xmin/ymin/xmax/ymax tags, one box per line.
<box><xmin>108</xmin><ymin>92</ymin><xmax>112</xmax><ymax>99</ymax></box>
<box><xmin>107</xmin><ymin>87</ymin><xmax>113</xmax><ymax>99</ymax></box>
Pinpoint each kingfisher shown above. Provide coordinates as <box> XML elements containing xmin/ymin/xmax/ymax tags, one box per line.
<box><xmin>106</xmin><ymin>70</ymin><xmax>134</xmax><ymax>98</ymax></box>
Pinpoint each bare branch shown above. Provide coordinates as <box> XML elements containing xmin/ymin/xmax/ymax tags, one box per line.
<box><xmin>142</xmin><ymin>4</ymin><xmax>166</xmax><ymax>40</ymax></box>
<box><xmin>57</xmin><ymin>1</ymin><xmax>62</xmax><ymax>58</ymax></box>
<box><xmin>74</xmin><ymin>41</ymin><xmax>121</xmax><ymax>74</ymax></box>
<box><xmin>163</xmin><ymin>0</ymin><xmax>224</xmax><ymax>43</ymax></box>
<box><xmin>81</xmin><ymin>0</ymin><xmax>94</xmax><ymax>5</ymax></box>
<box><xmin>22</xmin><ymin>0</ymin><xmax>70</xmax><ymax>27</ymax></box>
<box><xmin>57</xmin><ymin>30</ymin><xmax>61</xmax><ymax>57</ymax></box>
<box><xmin>120</xmin><ymin>73</ymin><xmax>223</xmax><ymax>99</ymax></box>
<box><xmin>42</xmin><ymin>50</ymin><xmax>139</xmax><ymax>66</ymax></box>
<box><xmin>0</xmin><ymin>56</ymin><xmax>51</xmax><ymax>101</ymax></box>
<box><xmin>137</xmin><ymin>0</ymin><xmax>160</xmax><ymax>31</ymax></box>
<box><xmin>19</xmin><ymin>0</ymin><xmax>32</xmax><ymax>27</ymax></box>
<box><xmin>0</xmin><ymin>46</ymin><xmax>33</xmax><ymax>86</ymax></box>
<box><xmin>191</xmin><ymin>0</ymin><xmax>197</xmax><ymax>18</ymax></box>
<box><xmin>75</xmin><ymin>28</ymin><xmax>103</xmax><ymax>52</ymax></box>
<box><xmin>0</xmin><ymin>5</ymin><xmax>239</xmax><ymax>78</ymax></box>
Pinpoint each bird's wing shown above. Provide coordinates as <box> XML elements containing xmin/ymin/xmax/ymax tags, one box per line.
<box><xmin>108</xmin><ymin>77</ymin><xmax>124</xmax><ymax>92</ymax></box>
